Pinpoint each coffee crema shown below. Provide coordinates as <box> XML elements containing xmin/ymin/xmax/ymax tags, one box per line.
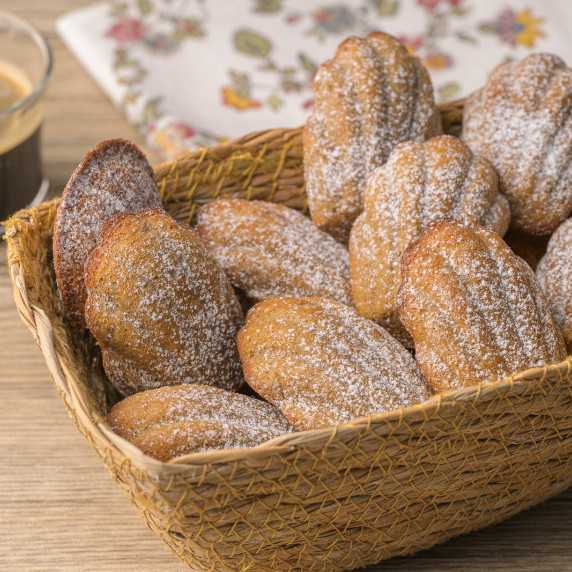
<box><xmin>0</xmin><ymin>63</ymin><xmax>28</xmax><ymax>109</ymax></box>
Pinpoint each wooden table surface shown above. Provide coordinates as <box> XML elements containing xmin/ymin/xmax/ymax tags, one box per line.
<box><xmin>1</xmin><ymin>2</ymin><xmax>571</xmax><ymax>571</ymax></box>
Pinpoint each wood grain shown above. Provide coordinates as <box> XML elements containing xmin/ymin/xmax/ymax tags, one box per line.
<box><xmin>0</xmin><ymin>2</ymin><xmax>571</xmax><ymax>571</ymax></box>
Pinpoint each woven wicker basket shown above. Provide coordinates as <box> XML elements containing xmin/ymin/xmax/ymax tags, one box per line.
<box><xmin>5</xmin><ymin>99</ymin><xmax>572</xmax><ymax>571</ymax></box>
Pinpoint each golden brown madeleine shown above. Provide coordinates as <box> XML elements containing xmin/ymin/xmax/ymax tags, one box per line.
<box><xmin>463</xmin><ymin>53</ymin><xmax>572</xmax><ymax>235</ymax></box>
<box><xmin>106</xmin><ymin>384</ymin><xmax>294</xmax><ymax>461</ymax></box>
<box><xmin>85</xmin><ymin>207</ymin><xmax>245</xmax><ymax>396</ymax></box>
<box><xmin>53</xmin><ymin>139</ymin><xmax>161</xmax><ymax>330</ymax></box>
<box><xmin>504</xmin><ymin>228</ymin><xmax>550</xmax><ymax>271</ymax></box>
<box><xmin>398</xmin><ymin>220</ymin><xmax>567</xmax><ymax>393</ymax></box>
<box><xmin>236</xmin><ymin>297</ymin><xmax>432</xmax><ymax>431</ymax></box>
<box><xmin>350</xmin><ymin>135</ymin><xmax>510</xmax><ymax>346</ymax></box>
<box><xmin>303</xmin><ymin>31</ymin><xmax>441</xmax><ymax>243</ymax></box>
<box><xmin>536</xmin><ymin>218</ymin><xmax>572</xmax><ymax>353</ymax></box>
<box><xmin>196</xmin><ymin>199</ymin><xmax>352</xmax><ymax>306</ymax></box>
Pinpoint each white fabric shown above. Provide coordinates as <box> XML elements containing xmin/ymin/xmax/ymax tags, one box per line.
<box><xmin>57</xmin><ymin>0</ymin><xmax>572</xmax><ymax>159</ymax></box>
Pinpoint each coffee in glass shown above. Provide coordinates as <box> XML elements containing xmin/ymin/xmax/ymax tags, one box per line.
<box><xmin>0</xmin><ymin>11</ymin><xmax>52</xmax><ymax>224</ymax></box>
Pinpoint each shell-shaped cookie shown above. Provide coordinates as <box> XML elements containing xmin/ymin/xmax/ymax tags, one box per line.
<box><xmin>350</xmin><ymin>135</ymin><xmax>511</xmax><ymax>346</ymax></box>
<box><xmin>303</xmin><ymin>31</ymin><xmax>442</xmax><ymax>243</ymax></box>
<box><xmin>398</xmin><ymin>220</ymin><xmax>567</xmax><ymax>393</ymax></box>
<box><xmin>463</xmin><ymin>53</ymin><xmax>572</xmax><ymax>235</ymax></box>
<box><xmin>85</xmin><ymin>207</ymin><xmax>245</xmax><ymax>396</ymax></box>
<box><xmin>536</xmin><ymin>218</ymin><xmax>572</xmax><ymax>353</ymax></box>
<box><xmin>106</xmin><ymin>384</ymin><xmax>294</xmax><ymax>461</ymax></box>
<box><xmin>53</xmin><ymin>139</ymin><xmax>162</xmax><ymax>330</ymax></box>
<box><xmin>196</xmin><ymin>199</ymin><xmax>352</xmax><ymax>306</ymax></box>
<box><xmin>236</xmin><ymin>297</ymin><xmax>432</xmax><ymax>431</ymax></box>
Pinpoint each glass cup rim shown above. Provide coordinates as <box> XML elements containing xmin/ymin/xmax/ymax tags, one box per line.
<box><xmin>0</xmin><ymin>10</ymin><xmax>53</xmax><ymax>119</ymax></box>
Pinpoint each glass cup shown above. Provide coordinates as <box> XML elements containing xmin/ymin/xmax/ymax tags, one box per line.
<box><xmin>0</xmin><ymin>11</ymin><xmax>53</xmax><ymax>224</ymax></box>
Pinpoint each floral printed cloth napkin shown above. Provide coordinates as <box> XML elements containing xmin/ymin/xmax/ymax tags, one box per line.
<box><xmin>57</xmin><ymin>0</ymin><xmax>572</xmax><ymax>160</ymax></box>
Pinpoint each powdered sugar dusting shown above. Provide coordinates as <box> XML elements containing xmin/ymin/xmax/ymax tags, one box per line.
<box><xmin>350</xmin><ymin>135</ymin><xmax>510</xmax><ymax>345</ymax></box>
<box><xmin>303</xmin><ymin>31</ymin><xmax>441</xmax><ymax>242</ymax></box>
<box><xmin>196</xmin><ymin>199</ymin><xmax>352</xmax><ymax>306</ymax></box>
<box><xmin>85</xmin><ymin>208</ymin><xmax>245</xmax><ymax>396</ymax></box>
<box><xmin>303</xmin><ymin>60</ymin><xmax>364</xmax><ymax>242</ymax></box>
<box><xmin>463</xmin><ymin>53</ymin><xmax>572</xmax><ymax>234</ymax></box>
<box><xmin>106</xmin><ymin>383</ymin><xmax>294</xmax><ymax>460</ymax></box>
<box><xmin>237</xmin><ymin>296</ymin><xmax>432</xmax><ymax>431</ymax></box>
<box><xmin>397</xmin><ymin>220</ymin><xmax>567</xmax><ymax>392</ymax></box>
<box><xmin>53</xmin><ymin>139</ymin><xmax>161</xmax><ymax>330</ymax></box>
<box><xmin>536</xmin><ymin>218</ymin><xmax>572</xmax><ymax>352</ymax></box>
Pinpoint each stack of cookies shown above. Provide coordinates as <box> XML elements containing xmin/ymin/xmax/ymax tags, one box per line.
<box><xmin>53</xmin><ymin>32</ymin><xmax>572</xmax><ymax>463</ymax></box>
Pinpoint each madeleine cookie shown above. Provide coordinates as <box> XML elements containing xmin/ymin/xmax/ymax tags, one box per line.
<box><xmin>85</xmin><ymin>207</ymin><xmax>244</xmax><ymax>396</ymax></box>
<box><xmin>303</xmin><ymin>31</ymin><xmax>441</xmax><ymax>242</ymax></box>
<box><xmin>349</xmin><ymin>135</ymin><xmax>510</xmax><ymax>345</ymax></box>
<box><xmin>536</xmin><ymin>218</ymin><xmax>572</xmax><ymax>353</ymax></box>
<box><xmin>196</xmin><ymin>199</ymin><xmax>352</xmax><ymax>306</ymax></box>
<box><xmin>463</xmin><ymin>53</ymin><xmax>572</xmax><ymax>235</ymax></box>
<box><xmin>107</xmin><ymin>384</ymin><xmax>294</xmax><ymax>461</ymax></box>
<box><xmin>237</xmin><ymin>297</ymin><xmax>432</xmax><ymax>431</ymax></box>
<box><xmin>398</xmin><ymin>220</ymin><xmax>567</xmax><ymax>393</ymax></box>
<box><xmin>53</xmin><ymin>139</ymin><xmax>162</xmax><ymax>330</ymax></box>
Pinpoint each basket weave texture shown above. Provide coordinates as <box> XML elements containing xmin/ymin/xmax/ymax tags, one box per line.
<box><xmin>5</xmin><ymin>100</ymin><xmax>572</xmax><ymax>571</ymax></box>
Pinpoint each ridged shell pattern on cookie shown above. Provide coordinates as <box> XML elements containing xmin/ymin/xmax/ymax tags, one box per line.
<box><xmin>85</xmin><ymin>207</ymin><xmax>245</xmax><ymax>396</ymax></box>
<box><xmin>53</xmin><ymin>139</ymin><xmax>162</xmax><ymax>331</ymax></box>
<box><xmin>196</xmin><ymin>199</ymin><xmax>352</xmax><ymax>306</ymax></box>
<box><xmin>106</xmin><ymin>383</ymin><xmax>294</xmax><ymax>461</ymax></box>
<box><xmin>463</xmin><ymin>53</ymin><xmax>572</xmax><ymax>235</ymax></box>
<box><xmin>303</xmin><ymin>31</ymin><xmax>442</xmax><ymax>243</ymax></box>
<box><xmin>536</xmin><ymin>218</ymin><xmax>572</xmax><ymax>353</ymax></box>
<box><xmin>350</xmin><ymin>135</ymin><xmax>511</xmax><ymax>346</ymax></box>
<box><xmin>237</xmin><ymin>296</ymin><xmax>432</xmax><ymax>431</ymax></box>
<box><xmin>398</xmin><ymin>220</ymin><xmax>567</xmax><ymax>393</ymax></box>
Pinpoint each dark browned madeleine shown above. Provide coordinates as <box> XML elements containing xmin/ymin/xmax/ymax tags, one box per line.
<box><xmin>196</xmin><ymin>199</ymin><xmax>352</xmax><ymax>306</ymax></box>
<box><xmin>85</xmin><ymin>207</ymin><xmax>245</xmax><ymax>396</ymax></box>
<box><xmin>303</xmin><ymin>31</ymin><xmax>441</xmax><ymax>243</ymax></box>
<box><xmin>398</xmin><ymin>220</ymin><xmax>567</xmax><ymax>393</ymax></box>
<box><xmin>237</xmin><ymin>296</ymin><xmax>432</xmax><ymax>431</ymax></box>
<box><xmin>463</xmin><ymin>53</ymin><xmax>572</xmax><ymax>235</ymax></box>
<box><xmin>350</xmin><ymin>135</ymin><xmax>510</xmax><ymax>346</ymax></box>
<box><xmin>536</xmin><ymin>218</ymin><xmax>572</xmax><ymax>353</ymax></box>
<box><xmin>107</xmin><ymin>384</ymin><xmax>294</xmax><ymax>461</ymax></box>
<box><xmin>53</xmin><ymin>138</ymin><xmax>161</xmax><ymax>330</ymax></box>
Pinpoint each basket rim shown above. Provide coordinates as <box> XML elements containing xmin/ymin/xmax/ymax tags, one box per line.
<box><xmin>151</xmin><ymin>98</ymin><xmax>466</xmax><ymax>180</ymax></box>
<box><xmin>6</xmin><ymin>207</ymin><xmax>572</xmax><ymax>476</ymax></box>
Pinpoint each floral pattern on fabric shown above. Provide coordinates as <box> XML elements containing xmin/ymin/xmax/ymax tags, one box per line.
<box><xmin>93</xmin><ymin>0</ymin><xmax>551</xmax><ymax>159</ymax></box>
<box><xmin>480</xmin><ymin>8</ymin><xmax>545</xmax><ymax>48</ymax></box>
